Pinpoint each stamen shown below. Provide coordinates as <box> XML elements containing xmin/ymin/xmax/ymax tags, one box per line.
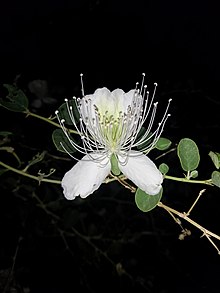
<box><xmin>80</xmin><ymin>73</ymin><xmax>85</xmax><ymax>97</ymax></box>
<box><xmin>142</xmin><ymin>85</ymin><xmax>147</xmax><ymax>98</ymax></box>
<box><xmin>130</xmin><ymin>91</ymin><xmax>172</xmax><ymax>154</ymax></box>
<box><xmin>142</xmin><ymin>83</ymin><xmax>157</xmax><ymax>123</ymax></box>
<box><xmin>55</xmin><ymin>109</ymin><xmax>89</xmax><ymax>155</ymax></box>
<box><xmin>59</xmin><ymin>142</ymin><xmax>80</xmax><ymax>160</ymax></box>
<box><xmin>64</xmin><ymin>98</ymin><xmax>81</xmax><ymax>135</ymax></box>
<box><xmin>140</xmin><ymin>73</ymin><xmax>146</xmax><ymax>95</ymax></box>
<box><xmin>72</xmin><ymin>96</ymin><xmax>81</xmax><ymax>114</ymax></box>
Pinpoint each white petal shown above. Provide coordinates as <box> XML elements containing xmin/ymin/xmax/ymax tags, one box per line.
<box><xmin>96</xmin><ymin>88</ymin><xmax>124</xmax><ymax>117</ymax></box>
<box><xmin>111</xmin><ymin>88</ymin><xmax>125</xmax><ymax>114</ymax></box>
<box><xmin>80</xmin><ymin>88</ymin><xmax>112</xmax><ymax>123</ymax></box>
<box><xmin>93</xmin><ymin>87</ymin><xmax>111</xmax><ymax>104</ymax></box>
<box><xmin>123</xmin><ymin>89</ymin><xmax>136</xmax><ymax>112</ymax></box>
<box><xmin>62</xmin><ymin>154</ymin><xmax>111</xmax><ymax>200</ymax></box>
<box><xmin>118</xmin><ymin>151</ymin><xmax>163</xmax><ymax>195</ymax></box>
<box><xmin>111</xmin><ymin>88</ymin><xmax>125</xmax><ymax>98</ymax></box>
<box><xmin>92</xmin><ymin>87</ymin><xmax>115</xmax><ymax>115</ymax></box>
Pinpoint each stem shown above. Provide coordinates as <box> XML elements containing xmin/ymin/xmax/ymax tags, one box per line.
<box><xmin>107</xmin><ymin>173</ymin><xmax>136</xmax><ymax>193</ymax></box>
<box><xmin>105</xmin><ymin>174</ymin><xmax>126</xmax><ymax>183</ymax></box>
<box><xmin>0</xmin><ymin>161</ymin><xmax>61</xmax><ymax>184</ymax></box>
<box><xmin>186</xmin><ymin>189</ymin><xmax>206</xmax><ymax>216</ymax></box>
<box><xmin>25</xmin><ymin>111</ymin><xmax>60</xmax><ymax>127</ymax></box>
<box><xmin>0</xmin><ymin>146</ymin><xmax>22</xmax><ymax>166</ymax></box>
<box><xmin>164</xmin><ymin>175</ymin><xmax>213</xmax><ymax>185</ymax></box>
<box><xmin>25</xmin><ymin>111</ymin><xmax>79</xmax><ymax>135</ymax></box>
<box><xmin>158</xmin><ymin>202</ymin><xmax>220</xmax><ymax>242</ymax></box>
<box><xmin>0</xmin><ymin>158</ymin><xmax>214</xmax><ymax>188</ymax></box>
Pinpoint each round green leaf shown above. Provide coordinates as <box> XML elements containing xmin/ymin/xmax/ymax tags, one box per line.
<box><xmin>156</xmin><ymin>137</ymin><xmax>172</xmax><ymax>150</ymax></box>
<box><xmin>52</xmin><ymin>129</ymin><xmax>76</xmax><ymax>153</ymax></box>
<box><xmin>159</xmin><ymin>163</ymin><xmax>169</xmax><ymax>175</ymax></box>
<box><xmin>209</xmin><ymin>151</ymin><xmax>220</xmax><ymax>169</ymax></box>
<box><xmin>0</xmin><ymin>84</ymin><xmax>29</xmax><ymax>112</ymax></box>
<box><xmin>135</xmin><ymin>187</ymin><xmax>163</xmax><ymax>212</ymax></box>
<box><xmin>211</xmin><ymin>171</ymin><xmax>220</xmax><ymax>188</ymax></box>
<box><xmin>190</xmin><ymin>170</ymin><xmax>198</xmax><ymax>178</ymax></box>
<box><xmin>177</xmin><ymin>138</ymin><xmax>200</xmax><ymax>171</ymax></box>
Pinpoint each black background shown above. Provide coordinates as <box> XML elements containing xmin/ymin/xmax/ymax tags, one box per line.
<box><xmin>0</xmin><ymin>1</ymin><xmax>220</xmax><ymax>292</ymax></box>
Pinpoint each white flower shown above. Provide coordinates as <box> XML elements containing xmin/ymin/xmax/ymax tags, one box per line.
<box><xmin>55</xmin><ymin>74</ymin><xmax>171</xmax><ymax>200</ymax></box>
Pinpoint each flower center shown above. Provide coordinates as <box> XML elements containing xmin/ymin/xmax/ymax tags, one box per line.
<box><xmin>94</xmin><ymin>105</ymin><xmax>126</xmax><ymax>153</ymax></box>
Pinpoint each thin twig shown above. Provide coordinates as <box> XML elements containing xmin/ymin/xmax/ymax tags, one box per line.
<box><xmin>0</xmin><ymin>161</ymin><xmax>61</xmax><ymax>184</ymax></box>
<box><xmin>109</xmin><ymin>172</ymin><xmax>136</xmax><ymax>193</ymax></box>
<box><xmin>164</xmin><ymin>175</ymin><xmax>213</xmax><ymax>185</ymax></box>
<box><xmin>3</xmin><ymin>236</ymin><xmax>23</xmax><ymax>293</ymax></box>
<box><xmin>158</xmin><ymin>201</ymin><xmax>220</xmax><ymax>253</ymax></box>
<box><xmin>25</xmin><ymin>110</ymin><xmax>78</xmax><ymax>134</ymax></box>
<box><xmin>186</xmin><ymin>189</ymin><xmax>206</xmax><ymax>216</ymax></box>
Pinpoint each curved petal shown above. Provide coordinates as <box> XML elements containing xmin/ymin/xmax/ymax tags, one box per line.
<box><xmin>112</xmin><ymin>88</ymin><xmax>125</xmax><ymax>99</ymax></box>
<box><xmin>92</xmin><ymin>87</ymin><xmax>115</xmax><ymax>115</ymax></box>
<box><xmin>111</xmin><ymin>88</ymin><xmax>124</xmax><ymax>113</ymax></box>
<box><xmin>80</xmin><ymin>88</ymin><xmax>111</xmax><ymax>122</ymax></box>
<box><xmin>95</xmin><ymin>88</ymin><xmax>124</xmax><ymax>117</ymax></box>
<box><xmin>118</xmin><ymin>151</ymin><xmax>163</xmax><ymax>195</ymax></box>
<box><xmin>81</xmin><ymin>88</ymin><xmax>117</xmax><ymax>125</ymax></box>
<box><xmin>123</xmin><ymin>89</ymin><xmax>136</xmax><ymax>112</ymax></box>
<box><xmin>62</xmin><ymin>154</ymin><xmax>111</xmax><ymax>200</ymax></box>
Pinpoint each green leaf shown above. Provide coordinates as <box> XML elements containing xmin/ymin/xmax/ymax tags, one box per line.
<box><xmin>110</xmin><ymin>154</ymin><xmax>121</xmax><ymax>175</ymax></box>
<box><xmin>177</xmin><ymin>138</ymin><xmax>200</xmax><ymax>171</ymax></box>
<box><xmin>190</xmin><ymin>170</ymin><xmax>198</xmax><ymax>178</ymax></box>
<box><xmin>135</xmin><ymin>187</ymin><xmax>163</xmax><ymax>212</ymax></box>
<box><xmin>58</xmin><ymin>99</ymin><xmax>80</xmax><ymax>125</ymax></box>
<box><xmin>211</xmin><ymin>171</ymin><xmax>220</xmax><ymax>188</ymax></box>
<box><xmin>208</xmin><ymin>151</ymin><xmax>220</xmax><ymax>169</ymax></box>
<box><xmin>0</xmin><ymin>84</ymin><xmax>29</xmax><ymax>112</ymax></box>
<box><xmin>159</xmin><ymin>163</ymin><xmax>169</xmax><ymax>174</ymax></box>
<box><xmin>156</xmin><ymin>137</ymin><xmax>172</xmax><ymax>150</ymax></box>
<box><xmin>52</xmin><ymin>129</ymin><xmax>76</xmax><ymax>153</ymax></box>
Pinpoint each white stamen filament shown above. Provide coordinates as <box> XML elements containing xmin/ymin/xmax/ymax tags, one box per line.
<box><xmin>80</xmin><ymin>73</ymin><xmax>85</xmax><ymax>97</ymax></box>
<box><xmin>55</xmin><ymin>76</ymin><xmax>171</xmax><ymax>165</ymax></box>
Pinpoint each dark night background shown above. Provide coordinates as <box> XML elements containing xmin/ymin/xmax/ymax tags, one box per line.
<box><xmin>0</xmin><ymin>0</ymin><xmax>220</xmax><ymax>292</ymax></box>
